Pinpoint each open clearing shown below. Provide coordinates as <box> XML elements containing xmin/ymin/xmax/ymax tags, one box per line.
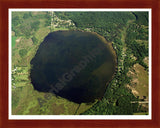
<box><xmin>127</xmin><ymin>63</ymin><xmax>148</xmax><ymax>100</ymax></box>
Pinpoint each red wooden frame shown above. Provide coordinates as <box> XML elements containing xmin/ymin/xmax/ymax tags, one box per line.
<box><xmin>0</xmin><ymin>0</ymin><xmax>160</xmax><ymax>128</ymax></box>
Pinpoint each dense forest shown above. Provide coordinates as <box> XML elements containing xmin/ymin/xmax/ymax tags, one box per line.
<box><xmin>55</xmin><ymin>12</ymin><xmax>135</xmax><ymax>41</ymax></box>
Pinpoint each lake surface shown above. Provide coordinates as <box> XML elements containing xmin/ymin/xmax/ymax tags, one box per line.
<box><xmin>30</xmin><ymin>31</ymin><xmax>116</xmax><ymax>104</ymax></box>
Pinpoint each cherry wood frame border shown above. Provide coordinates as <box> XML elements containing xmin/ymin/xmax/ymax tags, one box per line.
<box><xmin>0</xmin><ymin>0</ymin><xmax>160</xmax><ymax>128</ymax></box>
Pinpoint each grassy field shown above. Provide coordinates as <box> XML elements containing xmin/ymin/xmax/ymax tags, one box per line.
<box><xmin>53</xmin><ymin>27</ymin><xmax>69</xmax><ymax>31</ymax></box>
<box><xmin>133</xmin><ymin>112</ymin><xmax>148</xmax><ymax>115</ymax></box>
<box><xmin>133</xmin><ymin>63</ymin><xmax>149</xmax><ymax>99</ymax></box>
<box><xmin>12</xmin><ymin>36</ymin><xmax>17</xmax><ymax>48</ymax></box>
<box><xmin>127</xmin><ymin>63</ymin><xmax>149</xmax><ymax>115</ymax></box>
<box><xmin>127</xmin><ymin>63</ymin><xmax>148</xmax><ymax>100</ymax></box>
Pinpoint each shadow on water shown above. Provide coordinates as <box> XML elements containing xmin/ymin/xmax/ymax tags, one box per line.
<box><xmin>30</xmin><ymin>31</ymin><xmax>116</xmax><ymax>104</ymax></box>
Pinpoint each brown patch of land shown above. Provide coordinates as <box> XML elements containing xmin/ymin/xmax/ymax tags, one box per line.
<box><xmin>126</xmin><ymin>84</ymin><xmax>139</xmax><ymax>95</ymax></box>
<box><xmin>51</xmin><ymin>103</ymin><xmax>65</xmax><ymax>115</ymax></box>
<box><xmin>143</xmin><ymin>57</ymin><xmax>149</xmax><ymax>66</ymax></box>
<box><xmin>127</xmin><ymin>63</ymin><xmax>149</xmax><ymax>113</ymax></box>
<box><xmin>12</xmin><ymin>31</ymin><xmax>15</xmax><ymax>36</ymax></box>
<box><xmin>127</xmin><ymin>63</ymin><xmax>148</xmax><ymax>100</ymax></box>
<box><xmin>15</xmin><ymin>37</ymin><xmax>21</xmax><ymax>47</ymax></box>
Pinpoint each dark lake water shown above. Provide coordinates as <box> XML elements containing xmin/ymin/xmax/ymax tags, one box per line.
<box><xmin>30</xmin><ymin>31</ymin><xmax>116</xmax><ymax>104</ymax></box>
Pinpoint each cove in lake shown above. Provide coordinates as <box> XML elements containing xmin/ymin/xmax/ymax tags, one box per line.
<box><xmin>30</xmin><ymin>31</ymin><xmax>117</xmax><ymax>104</ymax></box>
